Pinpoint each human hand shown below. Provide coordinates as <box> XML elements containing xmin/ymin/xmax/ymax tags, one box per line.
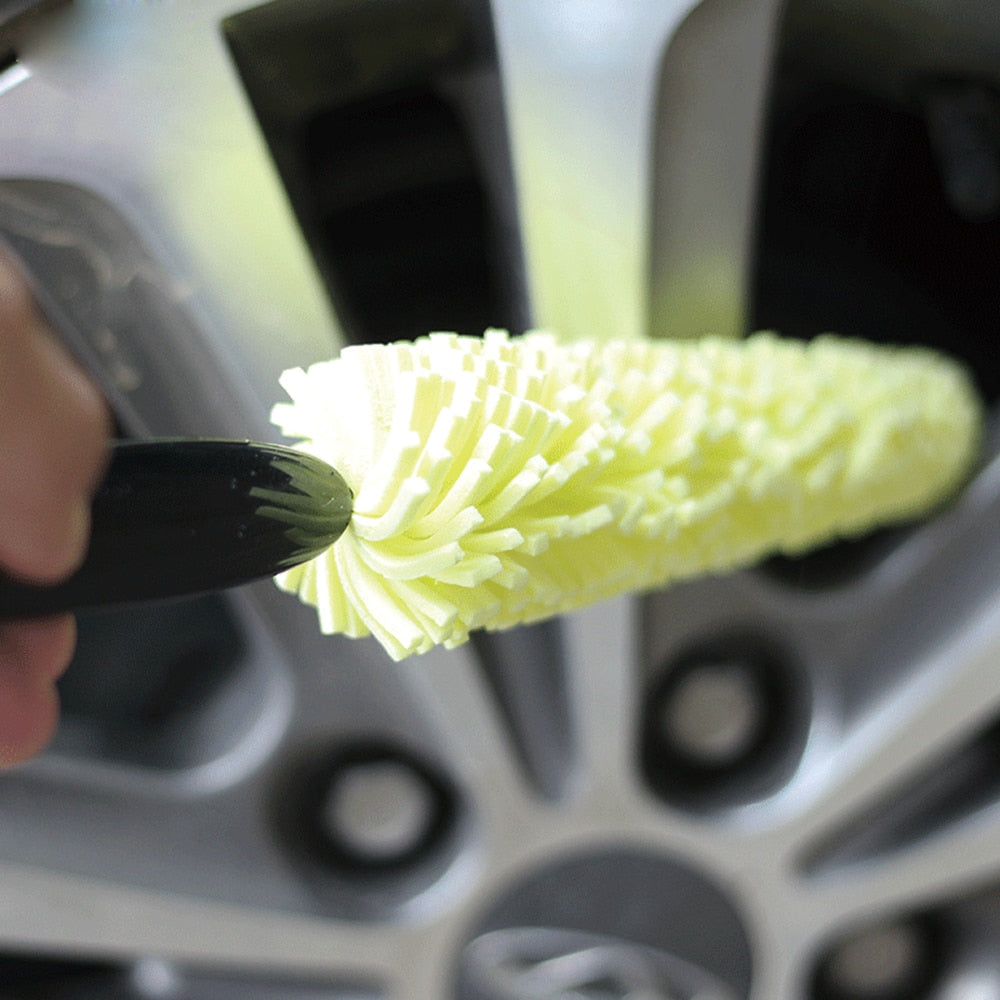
<box><xmin>0</xmin><ymin>252</ymin><xmax>111</xmax><ymax>766</ymax></box>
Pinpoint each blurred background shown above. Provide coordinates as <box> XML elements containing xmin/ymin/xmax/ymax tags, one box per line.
<box><xmin>0</xmin><ymin>1</ymin><xmax>998</xmax><ymax>997</ymax></box>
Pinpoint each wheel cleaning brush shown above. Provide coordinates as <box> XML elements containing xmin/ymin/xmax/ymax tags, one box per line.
<box><xmin>0</xmin><ymin>331</ymin><xmax>979</xmax><ymax>656</ymax></box>
<box><xmin>271</xmin><ymin>329</ymin><xmax>982</xmax><ymax>660</ymax></box>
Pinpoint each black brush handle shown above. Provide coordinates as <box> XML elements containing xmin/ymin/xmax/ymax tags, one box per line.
<box><xmin>0</xmin><ymin>439</ymin><xmax>352</xmax><ymax>618</ymax></box>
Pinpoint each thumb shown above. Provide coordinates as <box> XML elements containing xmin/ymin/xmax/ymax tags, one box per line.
<box><xmin>0</xmin><ymin>257</ymin><xmax>111</xmax><ymax>583</ymax></box>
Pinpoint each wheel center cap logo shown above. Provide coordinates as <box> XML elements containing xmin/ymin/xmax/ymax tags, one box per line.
<box><xmin>461</xmin><ymin>926</ymin><xmax>737</xmax><ymax>1000</ymax></box>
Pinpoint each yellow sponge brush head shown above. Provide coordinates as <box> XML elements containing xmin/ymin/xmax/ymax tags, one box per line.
<box><xmin>272</xmin><ymin>331</ymin><xmax>982</xmax><ymax>660</ymax></box>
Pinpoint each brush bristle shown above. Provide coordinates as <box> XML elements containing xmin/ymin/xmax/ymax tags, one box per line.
<box><xmin>271</xmin><ymin>330</ymin><xmax>982</xmax><ymax>660</ymax></box>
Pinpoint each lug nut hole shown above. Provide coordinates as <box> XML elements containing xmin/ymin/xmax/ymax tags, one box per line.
<box><xmin>320</xmin><ymin>756</ymin><xmax>442</xmax><ymax>866</ymax></box>
<box><xmin>812</xmin><ymin>917</ymin><xmax>944</xmax><ymax>1000</ymax></box>
<box><xmin>660</xmin><ymin>659</ymin><xmax>766</xmax><ymax>768</ymax></box>
<box><xmin>640</xmin><ymin>632</ymin><xmax>807</xmax><ymax>809</ymax></box>
<box><xmin>276</xmin><ymin>742</ymin><xmax>460</xmax><ymax>883</ymax></box>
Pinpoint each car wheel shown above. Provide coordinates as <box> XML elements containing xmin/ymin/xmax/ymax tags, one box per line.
<box><xmin>1</xmin><ymin>1</ymin><xmax>998</xmax><ymax>997</ymax></box>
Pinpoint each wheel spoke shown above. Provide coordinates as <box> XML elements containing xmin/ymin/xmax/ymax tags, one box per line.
<box><xmin>491</xmin><ymin>0</ymin><xmax>694</xmax><ymax>342</ymax></box>
<box><xmin>0</xmin><ymin>863</ymin><xmax>401</xmax><ymax>987</ymax></box>
<box><xmin>782</xmin><ymin>595</ymin><xmax>1000</xmax><ymax>859</ymax></box>
<box><xmin>799</xmin><ymin>808</ymin><xmax>1000</xmax><ymax>929</ymax></box>
<box><xmin>560</xmin><ymin>596</ymin><xmax>643</xmax><ymax>801</ymax></box>
<box><xmin>397</xmin><ymin>644</ymin><xmax>535</xmax><ymax>832</ymax></box>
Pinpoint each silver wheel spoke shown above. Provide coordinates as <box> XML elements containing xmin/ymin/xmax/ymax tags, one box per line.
<box><xmin>801</xmin><ymin>809</ymin><xmax>1000</xmax><ymax>928</ymax></box>
<box><xmin>561</xmin><ymin>596</ymin><xmax>643</xmax><ymax>800</ymax></box>
<box><xmin>491</xmin><ymin>0</ymin><xmax>693</xmax><ymax>343</ymax></box>
<box><xmin>783</xmin><ymin>595</ymin><xmax>1000</xmax><ymax>853</ymax></box>
<box><xmin>399</xmin><ymin>645</ymin><xmax>534</xmax><ymax>832</ymax></box>
<box><xmin>0</xmin><ymin>863</ymin><xmax>401</xmax><ymax>986</ymax></box>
